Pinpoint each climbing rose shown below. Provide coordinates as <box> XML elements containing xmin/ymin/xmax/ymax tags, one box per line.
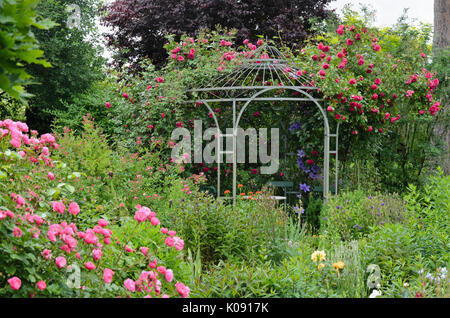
<box><xmin>98</xmin><ymin>219</ymin><xmax>108</xmax><ymax>227</ymax></box>
<box><xmin>8</xmin><ymin>277</ymin><xmax>21</xmax><ymax>290</ymax></box>
<box><xmin>105</xmin><ymin>102</ymin><xmax>111</xmax><ymax>108</ymax></box>
<box><xmin>48</xmin><ymin>172</ymin><xmax>55</xmax><ymax>180</ymax></box>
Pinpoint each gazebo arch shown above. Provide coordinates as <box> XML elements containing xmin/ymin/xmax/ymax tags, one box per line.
<box><xmin>186</xmin><ymin>44</ymin><xmax>340</xmax><ymax>206</ymax></box>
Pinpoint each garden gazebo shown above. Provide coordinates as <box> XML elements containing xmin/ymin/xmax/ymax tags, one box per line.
<box><xmin>186</xmin><ymin>44</ymin><xmax>340</xmax><ymax>206</ymax></box>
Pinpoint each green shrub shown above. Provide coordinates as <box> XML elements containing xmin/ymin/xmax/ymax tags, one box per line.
<box><xmin>160</xmin><ymin>188</ymin><xmax>290</xmax><ymax>266</ymax></box>
<box><xmin>321</xmin><ymin>190</ymin><xmax>408</xmax><ymax>240</ymax></box>
<box><xmin>363</xmin><ymin>223</ymin><xmax>419</xmax><ymax>290</ymax></box>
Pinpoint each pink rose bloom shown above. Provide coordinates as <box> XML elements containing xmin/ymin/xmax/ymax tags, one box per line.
<box><xmin>165</xmin><ymin>237</ymin><xmax>175</xmax><ymax>247</ymax></box>
<box><xmin>148</xmin><ymin>259</ymin><xmax>157</xmax><ymax>269</ymax></box>
<box><xmin>10</xmin><ymin>138</ymin><xmax>21</xmax><ymax>148</ymax></box>
<box><xmin>124</xmin><ymin>279</ymin><xmax>136</xmax><ymax>292</ymax></box>
<box><xmin>150</xmin><ymin>217</ymin><xmax>160</xmax><ymax>226</ymax></box>
<box><xmin>85</xmin><ymin>262</ymin><xmax>96</xmax><ymax>270</ymax></box>
<box><xmin>40</xmin><ymin>133</ymin><xmax>55</xmax><ymax>144</ymax></box>
<box><xmin>165</xmin><ymin>269</ymin><xmax>174</xmax><ymax>282</ymax></box>
<box><xmin>8</xmin><ymin>277</ymin><xmax>21</xmax><ymax>290</ymax></box>
<box><xmin>42</xmin><ymin>147</ymin><xmax>49</xmax><ymax>156</ymax></box>
<box><xmin>168</xmin><ymin>230</ymin><xmax>176</xmax><ymax>237</ymax></box>
<box><xmin>157</xmin><ymin>266</ymin><xmax>167</xmax><ymax>274</ymax></box>
<box><xmin>140</xmin><ymin>246</ymin><xmax>149</xmax><ymax>256</ymax></box>
<box><xmin>52</xmin><ymin>201</ymin><xmax>65</xmax><ymax>214</ymax></box>
<box><xmin>41</xmin><ymin>249</ymin><xmax>52</xmax><ymax>260</ymax></box>
<box><xmin>92</xmin><ymin>248</ymin><xmax>103</xmax><ymax>261</ymax></box>
<box><xmin>103</xmin><ymin>268</ymin><xmax>114</xmax><ymax>284</ymax></box>
<box><xmin>55</xmin><ymin>256</ymin><xmax>67</xmax><ymax>268</ymax></box>
<box><xmin>105</xmin><ymin>102</ymin><xmax>111</xmax><ymax>108</ymax></box>
<box><xmin>68</xmin><ymin>202</ymin><xmax>80</xmax><ymax>215</ymax></box>
<box><xmin>98</xmin><ymin>219</ymin><xmax>108</xmax><ymax>227</ymax></box>
<box><xmin>84</xmin><ymin>230</ymin><xmax>98</xmax><ymax>245</ymax></box>
<box><xmin>13</xmin><ymin>227</ymin><xmax>22</xmax><ymax>238</ymax></box>
<box><xmin>122</xmin><ymin>93</ymin><xmax>129</xmax><ymax>99</ymax></box>
<box><xmin>37</xmin><ymin>281</ymin><xmax>46</xmax><ymax>291</ymax></box>
<box><xmin>175</xmin><ymin>282</ymin><xmax>190</xmax><ymax>298</ymax></box>
<box><xmin>160</xmin><ymin>228</ymin><xmax>168</xmax><ymax>234</ymax></box>
<box><xmin>134</xmin><ymin>206</ymin><xmax>151</xmax><ymax>222</ymax></box>
<box><xmin>48</xmin><ymin>172</ymin><xmax>55</xmax><ymax>180</ymax></box>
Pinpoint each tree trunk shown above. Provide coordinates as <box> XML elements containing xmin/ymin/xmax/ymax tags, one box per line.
<box><xmin>433</xmin><ymin>0</ymin><xmax>450</xmax><ymax>53</ymax></box>
<box><xmin>433</xmin><ymin>0</ymin><xmax>450</xmax><ymax>175</ymax></box>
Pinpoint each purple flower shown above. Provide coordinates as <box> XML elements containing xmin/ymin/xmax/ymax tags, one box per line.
<box><xmin>297</xmin><ymin>150</ymin><xmax>305</xmax><ymax>158</ymax></box>
<box><xmin>294</xmin><ymin>206</ymin><xmax>304</xmax><ymax>214</ymax></box>
<box><xmin>289</xmin><ymin>122</ymin><xmax>302</xmax><ymax>132</ymax></box>
<box><xmin>311</xmin><ymin>165</ymin><xmax>321</xmax><ymax>174</ymax></box>
<box><xmin>299</xmin><ymin>183</ymin><xmax>310</xmax><ymax>193</ymax></box>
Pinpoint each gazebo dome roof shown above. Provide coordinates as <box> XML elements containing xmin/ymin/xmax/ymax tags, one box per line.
<box><xmin>187</xmin><ymin>44</ymin><xmax>318</xmax><ymax>100</ymax></box>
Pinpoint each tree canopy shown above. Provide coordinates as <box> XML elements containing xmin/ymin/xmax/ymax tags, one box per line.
<box><xmin>102</xmin><ymin>0</ymin><xmax>333</xmax><ymax>70</ymax></box>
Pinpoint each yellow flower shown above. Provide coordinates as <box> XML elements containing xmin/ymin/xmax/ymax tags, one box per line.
<box><xmin>311</xmin><ymin>250</ymin><xmax>326</xmax><ymax>262</ymax></box>
<box><xmin>313</xmin><ymin>235</ymin><xmax>316</xmax><ymax>238</ymax></box>
<box><xmin>332</xmin><ymin>261</ymin><xmax>345</xmax><ymax>270</ymax></box>
<box><xmin>317</xmin><ymin>263</ymin><xmax>325</xmax><ymax>270</ymax></box>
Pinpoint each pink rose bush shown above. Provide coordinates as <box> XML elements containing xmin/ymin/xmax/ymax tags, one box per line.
<box><xmin>0</xmin><ymin>120</ymin><xmax>191</xmax><ymax>298</ymax></box>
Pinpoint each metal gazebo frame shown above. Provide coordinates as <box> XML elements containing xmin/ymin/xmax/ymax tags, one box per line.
<box><xmin>186</xmin><ymin>44</ymin><xmax>340</xmax><ymax>205</ymax></box>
